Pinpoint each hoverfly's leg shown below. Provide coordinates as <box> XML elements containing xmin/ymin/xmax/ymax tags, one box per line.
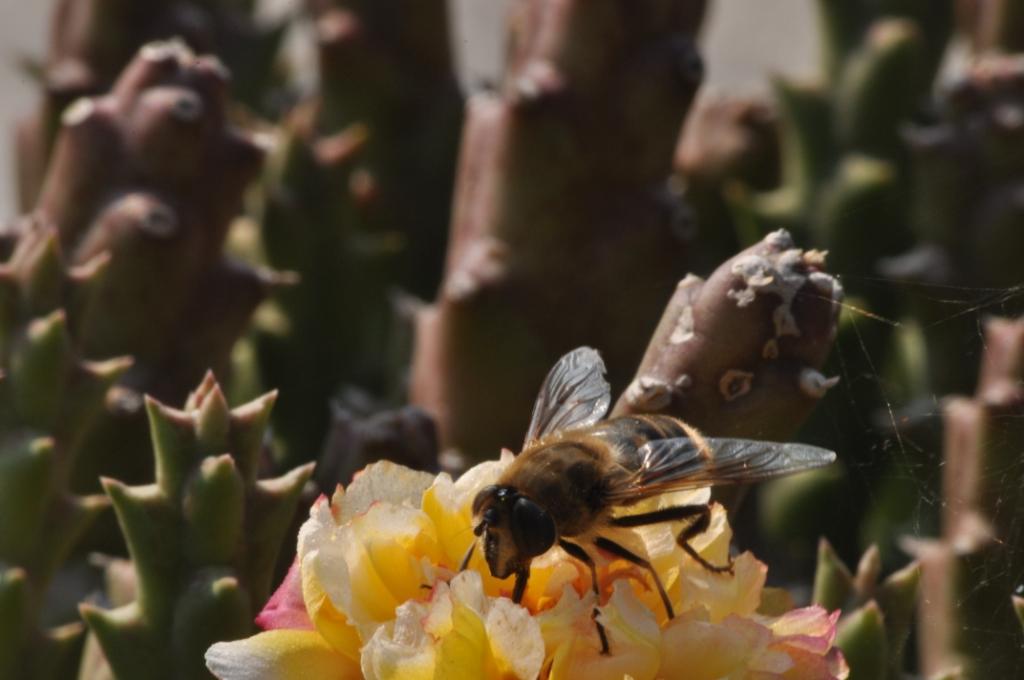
<box><xmin>559</xmin><ymin>539</ymin><xmax>610</xmax><ymax>655</ymax></box>
<box><xmin>512</xmin><ymin>567</ymin><xmax>530</xmax><ymax>604</ymax></box>
<box><xmin>559</xmin><ymin>540</ymin><xmax>599</xmax><ymax>596</ymax></box>
<box><xmin>610</xmin><ymin>504</ymin><xmax>734</xmax><ymax>575</ymax></box>
<box><xmin>675</xmin><ymin>506</ymin><xmax>734</xmax><ymax>575</ymax></box>
<box><xmin>609</xmin><ymin>504</ymin><xmax>706</xmax><ymax>528</ymax></box>
<box><xmin>593</xmin><ymin>536</ymin><xmax>674</xmax><ymax>620</ymax></box>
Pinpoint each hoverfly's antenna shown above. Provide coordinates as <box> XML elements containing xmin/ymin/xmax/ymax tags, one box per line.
<box><xmin>458</xmin><ymin>522</ymin><xmax>486</xmax><ymax>571</ymax></box>
<box><xmin>458</xmin><ymin>543</ymin><xmax>475</xmax><ymax>572</ymax></box>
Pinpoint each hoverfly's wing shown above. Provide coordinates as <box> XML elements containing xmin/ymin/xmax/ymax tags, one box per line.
<box><xmin>523</xmin><ymin>347</ymin><xmax>611</xmax><ymax>446</ymax></box>
<box><xmin>607</xmin><ymin>437</ymin><xmax>835</xmax><ymax>501</ymax></box>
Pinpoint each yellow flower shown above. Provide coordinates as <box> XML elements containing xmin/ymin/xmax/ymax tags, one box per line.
<box><xmin>207</xmin><ymin>459</ymin><xmax>847</xmax><ymax>680</ymax></box>
<box><xmin>361</xmin><ymin>571</ymin><xmax>545</xmax><ymax>680</ymax></box>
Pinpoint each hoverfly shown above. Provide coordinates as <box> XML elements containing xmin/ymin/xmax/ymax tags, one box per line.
<box><xmin>461</xmin><ymin>347</ymin><xmax>835</xmax><ymax>653</ymax></box>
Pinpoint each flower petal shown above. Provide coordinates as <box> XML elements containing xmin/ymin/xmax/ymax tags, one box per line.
<box><xmin>206</xmin><ymin>630</ymin><xmax>359</xmax><ymax>680</ymax></box>
<box><xmin>256</xmin><ymin>559</ymin><xmax>312</xmax><ymax>631</ymax></box>
<box><xmin>485</xmin><ymin>597</ymin><xmax>545</xmax><ymax>679</ymax></box>
<box><xmin>301</xmin><ymin>552</ymin><xmax>361</xmax><ymax>661</ymax></box>
<box><xmin>362</xmin><ymin>600</ymin><xmax>437</xmax><ymax>680</ymax></box>
<box><xmin>339</xmin><ymin>460</ymin><xmax>435</xmax><ymax>523</ymax></box>
<box><xmin>306</xmin><ymin>502</ymin><xmax>439</xmax><ymax>637</ymax></box>
<box><xmin>660</xmin><ymin>612</ymin><xmax>770</xmax><ymax>680</ymax></box>
<box><xmin>421</xmin><ymin>456</ymin><xmax>512</xmax><ymax>572</ymax></box>
<box><xmin>677</xmin><ymin>551</ymin><xmax>766</xmax><ymax>622</ymax></box>
<box><xmin>346</xmin><ymin>505</ymin><xmax>439</xmax><ymax>617</ymax></box>
<box><xmin>362</xmin><ymin>571</ymin><xmax>543</xmax><ymax>680</ymax></box>
<box><xmin>421</xmin><ymin>473</ymin><xmax>472</xmax><ymax>570</ymax></box>
<box><xmin>770</xmin><ymin>607</ymin><xmax>838</xmax><ymax>647</ymax></box>
<box><xmin>541</xmin><ymin>583</ymin><xmax>661</xmax><ymax>680</ymax></box>
<box><xmin>242</xmin><ymin>459</ymin><xmax>847</xmax><ymax>680</ymax></box>
<box><xmin>433</xmin><ymin>593</ymin><xmax>491</xmax><ymax>680</ymax></box>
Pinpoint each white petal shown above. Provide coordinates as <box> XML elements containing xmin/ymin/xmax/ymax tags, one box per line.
<box><xmin>340</xmin><ymin>460</ymin><xmax>435</xmax><ymax>522</ymax></box>
<box><xmin>449</xmin><ymin>570</ymin><xmax>488</xmax><ymax>616</ymax></box>
<box><xmin>485</xmin><ymin>598</ymin><xmax>545</xmax><ymax>679</ymax></box>
<box><xmin>205</xmin><ymin>630</ymin><xmax>355</xmax><ymax>680</ymax></box>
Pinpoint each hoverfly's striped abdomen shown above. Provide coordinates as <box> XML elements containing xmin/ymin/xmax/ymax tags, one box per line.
<box><xmin>587</xmin><ymin>414</ymin><xmax>691</xmax><ymax>447</ymax></box>
<box><xmin>587</xmin><ymin>415</ymin><xmax>705</xmax><ymax>472</ymax></box>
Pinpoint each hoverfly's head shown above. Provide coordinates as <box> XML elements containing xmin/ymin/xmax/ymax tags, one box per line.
<box><xmin>470</xmin><ymin>484</ymin><xmax>556</xmax><ymax>579</ymax></box>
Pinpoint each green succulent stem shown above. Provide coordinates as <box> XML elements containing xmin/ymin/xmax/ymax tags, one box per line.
<box><xmin>80</xmin><ymin>374</ymin><xmax>312</xmax><ymax>679</ymax></box>
<box><xmin>837</xmin><ymin>600</ymin><xmax>887</xmax><ymax>680</ymax></box>
<box><xmin>0</xmin><ymin>226</ymin><xmax>129</xmax><ymax>680</ymax></box>
<box><xmin>812</xmin><ymin>540</ymin><xmax>920</xmax><ymax>679</ymax></box>
<box><xmin>813</xmin><ymin>538</ymin><xmax>854</xmax><ymax>611</ymax></box>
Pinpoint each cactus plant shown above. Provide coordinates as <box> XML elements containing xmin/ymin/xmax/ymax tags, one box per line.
<box><xmin>860</xmin><ymin>55</ymin><xmax>1024</xmax><ymax>569</ymax></box>
<box><xmin>742</xmin><ymin>1</ymin><xmax>954</xmax><ymax>284</ymax></box>
<box><xmin>672</xmin><ymin>91</ymin><xmax>779</xmax><ymax>271</ymax></box>
<box><xmin>35</xmin><ymin>38</ymin><xmax>268</xmax><ymax>401</ymax></box>
<box><xmin>670</xmin><ymin>0</ymin><xmax>958</xmax><ymax>572</ymax></box>
<box><xmin>717</xmin><ymin>0</ymin><xmax>954</xmax><ymax>400</ymax></box>
<box><xmin>308</xmin><ymin>0</ymin><xmax>463</xmax><ymax>298</ymax></box>
<box><xmin>612</xmin><ymin>229</ymin><xmax>843</xmax><ymax>442</ymax></box>
<box><xmin>78</xmin><ymin>373</ymin><xmax>313</xmax><ymax>680</ymax></box>
<box><xmin>0</xmin><ymin>224</ymin><xmax>130</xmax><ymax>680</ymax></box>
<box><xmin>15</xmin><ymin>0</ymin><xmax>284</xmax><ymax>210</ymax></box>
<box><xmin>884</xmin><ymin>54</ymin><xmax>1024</xmax><ymax>396</ymax></box>
<box><xmin>250</xmin><ymin>0</ymin><xmax>463</xmax><ymax>465</ymax></box>
<box><xmin>3</xmin><ymin>0</ymin><xmax>1024</xmax><ymax>677</ymax></box>
<box><xmin>411</xmin><ymin>0</ymin><xmax>707</xmax><ymax>460</ymax></box>
<box><xmin>956</xmin><ymin>0</ymin><xmax>1024</xmax><ymax>53</ymax></box>
<box><xmin>21</xmin><ymin>39</ymin><xmax>270</xmax><ymax>488</ymax></box>
<box><xmin>911</xmin><ymin>316</ymin><xmax>1024</xmax><ymax>679</ymax></box>
<box><xmin>812</xmin><ymin>540</ymin><xmax>920</xmax><ymax>680</ymax></box>
<box><xmin>609</xmin><ymin>228</ymin><xmax>844</xmax><ymax>558</ymax></box>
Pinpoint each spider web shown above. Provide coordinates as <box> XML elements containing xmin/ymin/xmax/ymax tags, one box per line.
<box><xmin>746</xmin><ymin>269</ymin><xmax>1024</xmax><ymax>675</ymax></box>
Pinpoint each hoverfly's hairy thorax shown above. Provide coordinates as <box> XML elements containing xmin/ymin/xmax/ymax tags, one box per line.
<box><xmin>496</xmin><ymin>415</ymin><xmax>710</xmax><ymax>536</ymax></box>
<box><xmin>499</xmin><ymin>432</ymin><xmax>626</xmax><ymax>537</ymax></box>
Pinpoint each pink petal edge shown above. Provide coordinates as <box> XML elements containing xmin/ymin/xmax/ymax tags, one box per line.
<box><xmin>255</xmin><ymin>558</ymin><xmax>313</xmax><ymax>631</ymax></box>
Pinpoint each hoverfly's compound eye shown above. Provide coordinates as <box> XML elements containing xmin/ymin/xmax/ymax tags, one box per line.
<box><xmin>483</xmin><ymin>507</ymin><xmax>501</xmax><ymax>527</ymax></box>
<box><xmin>473</xmin><ymin>485</ymin><xmax>499</xmax><ymax>516</ymax></box>
<box><xmin>511</xmin><ymin>496</ymin><xmax>556</xmax><ymax>558</ymax></box>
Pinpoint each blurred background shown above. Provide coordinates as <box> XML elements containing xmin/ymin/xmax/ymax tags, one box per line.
<box><xmin>0</xmin><ymin>0</ymin><xmax>819</xmax><ymax>220</ymax></box>
<box><xmin>4</xmin><ymin>0</ymin><xmax>1023</xmax><ymax>678</ymax></box>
